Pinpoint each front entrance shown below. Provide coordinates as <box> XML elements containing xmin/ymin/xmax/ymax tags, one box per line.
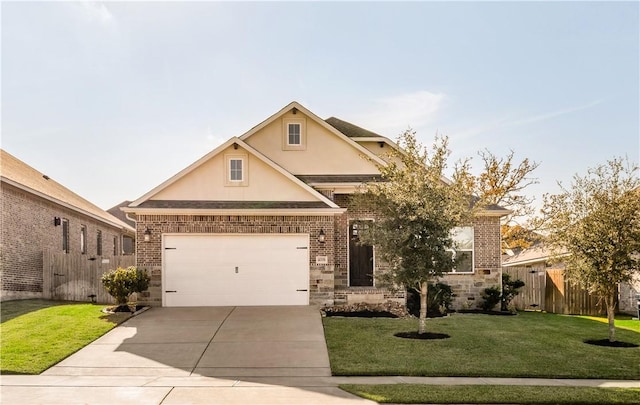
<box><xmin>349</xmin><ymin>221</ymin><xmax>374</xmax><ymax>286</ymax></box>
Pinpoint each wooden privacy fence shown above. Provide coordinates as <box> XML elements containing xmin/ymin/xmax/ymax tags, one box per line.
<box><xmin>503</xmin><ymin>266</ymin><xmax>607</xmax><ymax>316</ymax></box>
<box><xmin>43</xmin><ymin>249</ymin><xmax>136</xmax><ymax>304</ymax></box>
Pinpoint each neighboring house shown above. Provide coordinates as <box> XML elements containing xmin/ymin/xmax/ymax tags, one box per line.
<box><xmin>123</xmin><ymin>102</ymin><xmax>509</xmax><ymax>308</ymax></box>
<box><xmin>107</xmin><ymin>201</ymin><xmax>136</xmax><ymax>255</ymax></box>
<box><xmin>0</xmin><ymin>150</ymin><xmax>136</xmax><ymax>301</ymax></box>
<box><xmin>503</xmin><ymin>242</ymin><xmax>639</xmax><ymax>315</ymax></box>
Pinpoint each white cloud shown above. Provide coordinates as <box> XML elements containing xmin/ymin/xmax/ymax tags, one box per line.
<box><xmin>354</xmin><ymin>90</ymin><xmax>446</xmax><ymax>136</ymax></box>
<box><xmin>78</xmin><ymin>1</ymin><xmax>115</xmax><ymax>26</ymax></box>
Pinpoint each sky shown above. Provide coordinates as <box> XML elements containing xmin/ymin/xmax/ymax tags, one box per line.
<box><xmin>2</xmin><ymin>1</ymin><xmax>638</xmax><ymax>217</ymax></box>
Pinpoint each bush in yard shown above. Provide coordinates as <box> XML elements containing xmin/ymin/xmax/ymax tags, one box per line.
<box><xmin>101</xmin><ymin>266</ymin><xmax>149</xmax><ymax>310</ymax></box>
<box><xmin>407</xmin><ymin>283</ymin><xmax>454</xmax><ymax>317</ymax></box>
<box><xmin>501</xmin><ymin>273</ymin><xmax>525</xmax><ymax>312</ymax></box>
<box><xmin>480</xmin><ymin>286</ymin><xmax>501</xmax><ymax>311</ymax></box>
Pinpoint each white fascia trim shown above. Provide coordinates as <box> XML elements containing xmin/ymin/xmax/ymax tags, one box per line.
<box><xmin>239</xmin><ymin>101</ymin><xmax>388</xmax><ymax>167</ymax></box>
<box><xmin>121</xmin><ymin>207</ymin><xmax>346</xmax><ymax>216</ymax></box>
<box><xmin>502</xmin><ymin>258</ymin><xmax>549</xmax><ymax>267</ymax></box>
<box><xmin>1</xmin><ymin>177</ymin><xmax>135</xmax><ymax>234</ymax></box>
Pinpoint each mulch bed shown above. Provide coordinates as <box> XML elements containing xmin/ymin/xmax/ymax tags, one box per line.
<box><xmin>322</xmin><ymin>301</ymin><xmax>410</xmax><ymax>318</ymax></box>
<box><xmin>395</xmin><ymin>331</ymin><xmax>451</xmax><ymax>340</ymax></box>
<box><xmin>583</xmin><ymin>339</ymin><xmax>639</xmax><ymax>348</ymax></box>
<box><xmin>103</xmin><ymin>304</ymin><xmax>147</xmax><ymax>314</ymax></box>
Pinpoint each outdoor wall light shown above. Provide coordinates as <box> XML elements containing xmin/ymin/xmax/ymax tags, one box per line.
<box><xmin>143</xmin><ymin>227</ymin><xmax>152</xmax><ymax>242</ymax></box>
<box><xmin>318</xmin><ymin>229</ymin><xmax>326</xmax><ymax>243</ymax></box>
<box><xmin>54</xmin><ymin>217</ymin><xmax>61</xmax><ymax>226</ymax></box>
<box><xmin>292</xmin><ymin>107</ymin><xmax>298</xmax><ymax>114</ymax></box>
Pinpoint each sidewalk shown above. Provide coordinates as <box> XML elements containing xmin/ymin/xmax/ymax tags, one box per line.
<box><xmin>2</xmin><ymin>375</ymin><xmax>639</xmax><ymax>404</ymax></box>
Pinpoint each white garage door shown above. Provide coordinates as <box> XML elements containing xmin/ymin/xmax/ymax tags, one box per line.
<box><xmin>163</xmin><ymin>234</ymin><xmax>310</xmax><ymax>306</ymax></box>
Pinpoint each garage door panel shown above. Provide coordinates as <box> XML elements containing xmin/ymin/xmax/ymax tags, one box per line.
<box><xmin>163</xmin><ymin>234</ymin><xmax>309</xmax><ymax>306</ymax></box>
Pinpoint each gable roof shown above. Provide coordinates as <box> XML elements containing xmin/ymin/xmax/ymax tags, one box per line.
<box><xmin>127</xmin><ymin>137</ymin><xmax>342</xmax><ymax>213</ymax></box>
<box><xmin>239</xmin><ymin>101</ymin><xmax>388</xmax><ymax>167</ymax></box>
<box><xmin>1</xmin><ymin>149</ymin><xmax>134</xmax><ymax>233</ymax></box>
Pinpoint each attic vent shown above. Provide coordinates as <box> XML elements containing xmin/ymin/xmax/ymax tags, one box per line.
<box><xmin>43</xmin><ymin>175</ymin><xmax>50</xmax><ymax>180</ymax></box>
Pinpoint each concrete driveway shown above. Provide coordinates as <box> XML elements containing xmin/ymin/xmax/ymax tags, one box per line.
<box><xmin>2</xmin><ymin>306</ymin><xmax>374</xmax><ymax>404</ymax></box>
<box><xmin>44</xmin><ymin>306</ymin><xmax>332</xmax><ymax>378</ymax></box>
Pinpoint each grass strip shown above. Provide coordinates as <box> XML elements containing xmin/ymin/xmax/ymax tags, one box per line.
<box><xmin>340</xmin><ymin>384</ymin><xmax>640</xmax><ymax>404</ymax></box>
<box><xmin>1</xmin><ymin>300</ymin><xmax>131</xmax><ymax>374</ymax></box>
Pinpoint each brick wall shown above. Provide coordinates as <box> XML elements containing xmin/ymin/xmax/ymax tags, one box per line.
<box><xmin>333</xmin><ymin>194</ymin><xmax>503</xmax><ymax>309</ymax></box>
<box><xmin>134</xmin><ymin>214</ymin><xmax>336</xmax><ymax>306</ymax></box>
<box><xmin>1</xmin><ymin>183</ymin><xmax>128</xmax><ymax>301</ymax></box>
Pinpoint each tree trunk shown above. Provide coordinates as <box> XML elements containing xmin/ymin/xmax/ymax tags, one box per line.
<box><xmin>606</xmin><ymin>291</ymin><xmax>616</xmax><ymax>342</ymax></box>
<box><xmin>419</xmin><ymin>281</ymin><xmax>428</xmax><ymax>335</ymax></box>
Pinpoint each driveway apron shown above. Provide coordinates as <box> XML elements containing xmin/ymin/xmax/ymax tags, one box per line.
<box><xmin>43</xmin><ymin>306</ymin><xmax>332</xmax><ymax>378</ymax></box>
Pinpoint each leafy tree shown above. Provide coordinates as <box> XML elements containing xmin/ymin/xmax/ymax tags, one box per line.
<box><xmin>101</xmin><ymin>266</ymin><xmax>150</xmax><ymax>310</ymax></box>
<box><xmin>539</xmin><ymin>157</ymin><xmax>640</xmax><ymax>342</ymax></box>
<box><xmin>354</xmin><ymin>131</ymin><xmax>537</xmax><ymax>334</ymax></box>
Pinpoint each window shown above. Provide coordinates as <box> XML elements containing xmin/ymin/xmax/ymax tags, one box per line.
<box><xmin>229</xmin><ymin>158</ymin><xmax>243</xmax><ymax>181</ymax></box>
<box><xmin>282</xmin><ymin>118</ymin><xmax>306</xmax><ymax>150</ymax></box>
<box><xmin>80</xmin><ymin>225</ymin><xmax>87</xmax><ymax>254</ymax></box>
<box><xmin>224</xmin><ymin>154</ymin><xmax>248</xmax><ymax>186</ymax></box>
<box><xmin>62</xmin><ymin>219</ymin><xmax>69</xmax><ymax>253</ymax></box>
<box><xmin>449</xmin><ymin>227</ymin><xmax>474</xmax><ymax>273</ymax></box>
<box><xmin>113</xmin><ymin>236</ymin><xmax>118</xmax><ymax>256</ymax></box>
<box><xmin>288</xmin><ymin>123</ymin><xmax>301</xmax><ymax>145</ymax></box>
<box><xmin>96</xmin><ymin>230</ymin><xmax>102</xmax><ymax>256</ymax></box>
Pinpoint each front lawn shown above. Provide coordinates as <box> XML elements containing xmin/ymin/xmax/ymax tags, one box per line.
<box><xmin>1</xmin><ymin>299</ymin><xmax>131</xmax><ymax>374</ymax></box>
<box><xmin>323</xmin><ymin>312</ymin><xmax>640</xmax><ymax>379</ymax></box>
<box><xmin>340</xmin><ymin>384</ymin><xmax>640</xmax><ymax>404</ymax></box>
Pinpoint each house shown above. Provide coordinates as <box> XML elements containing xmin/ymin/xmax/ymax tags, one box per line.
<box><xmin>123</xmin><ymin>102</ymin><xmax>508</xmax><ymax>308</ymax></box>
<box><xmin>0</xmin><ymin>149</ymin><xmax>136</xmax><ymax>301</ymax></box>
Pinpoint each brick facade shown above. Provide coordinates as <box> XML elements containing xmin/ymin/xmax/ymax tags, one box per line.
<box><xmin>134</xmin><ymin>214</ymin><xmax>337</xmax><ymax>306</ymax></box>
<box><xmin>134</xmin><ymin>199</ymin><xmax>504</xmax><ymax>310</ymax></box>
<box><xmin>1</xmin><ymin>183</ymin><xmax>129</xmax><ymax>301</ymax></box>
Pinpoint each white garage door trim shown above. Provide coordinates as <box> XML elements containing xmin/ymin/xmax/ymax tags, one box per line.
<box><xmin>162</xmin><ymin>233</ymin><xmax>310</xmax><ymax>307</ymax></box>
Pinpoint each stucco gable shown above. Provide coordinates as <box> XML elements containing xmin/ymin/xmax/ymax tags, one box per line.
<box><xmin>240</xmin><ymin>102</ymin><xmax>386</xmax><ymax>176</ymax></box>
<box><xmin>129</xmin><ymin>138</ymin><xmax>339</xmax><ymax>210</ymax></box>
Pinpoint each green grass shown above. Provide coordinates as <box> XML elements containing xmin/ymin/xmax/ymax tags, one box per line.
<box><xmin>1</xmin><ymin>299</ymin><xmax>132</xmax><ymax>374</ymax></box>
<box><xmin>323</xmin><ymin>312</ymin><xmax>640</xmax><ymax>379</ymax></box>
<box><xmin>577</xmin><ymin>314</ymin><xmax>640</xmax><ymax>333</ymax></box>
<box><xmin>340</xmin><ymin>384</ymin><xmax>640</xmax><ymax>404</ymax></box>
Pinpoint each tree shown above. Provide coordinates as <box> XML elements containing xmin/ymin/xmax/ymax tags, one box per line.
<box><xmin>539</xmin><ymin>157</ymin><xmax>640</xmax><ymax>342</ymax></box>
<box><xmin>353</xmin><ymin>132</ymin><xmax>472</xmax><ymax>334</ymax></box>
<box><xmin>354</xmin><ymin>131</ymin><xmax>537</xmax><ymax>334</ymax></box>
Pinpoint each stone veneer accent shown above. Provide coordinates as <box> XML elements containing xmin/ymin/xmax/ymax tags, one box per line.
<box><xmin>1</xmin><ymin>183</ymin><xmax>127</xmax><ymax>300</ymax></box>
<box><xmin>135</xmin><ymin>214</ymin><xmax>336</xmax><ymax>306</ymax></box>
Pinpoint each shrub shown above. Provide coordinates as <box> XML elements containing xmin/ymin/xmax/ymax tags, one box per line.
<box><xmin>501</xmin><ymin>273</ymin><xmax>525</xmax><ymax>311</ymax></box>
<box><xmin>407</xmin><ymin>282</ymin><xmax>454</xmax><ymax>317</ymax></box>
<box><xmin>480</xmin><ymin>286</ymin><xmax>501</xmax><ymax>311</ymax></box>
<box><xmin>101</xmin><ymin>266</ymin><xmax>150</xmax><ymax>308</ymax></box>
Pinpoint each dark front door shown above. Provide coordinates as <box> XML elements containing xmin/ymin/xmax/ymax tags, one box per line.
<box><xmin>349</xmin><ymin>221</ymin><xmax>374</xmax><ymax>286</ymax></box>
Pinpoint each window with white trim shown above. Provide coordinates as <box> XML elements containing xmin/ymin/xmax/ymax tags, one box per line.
<box><xmin>62</xmin><ymin>219</ymin><xmax>69</xmax><ymax>253</ymax></box>
<box><xmin>224</xmin><ymin>153</ymin><xmax>248</xmax><ymax>186</ymax></box>
<box><xmin>282</xmin><ymin>118</ymin><xmax>306</xmax><ymax>150</ymax></box>
<box><xmin>97</xmin><ymin>230</ymin><xmax>102</xmax><ymax>256</ymax></box>
<box><xmin>448</xmin><ymin>226</ymin><xmax>474</xmax><ymax>273</ymax></box>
